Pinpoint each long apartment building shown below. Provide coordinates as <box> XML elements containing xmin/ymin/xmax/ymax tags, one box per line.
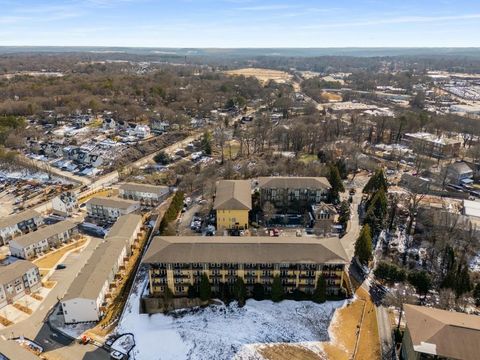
<box><xmin>143</xmin><ymin>236</ymin><xmax>348</xmax><ymax>297</ymax></box>
<box><xmin>86</xmin><ymin>196</ymin><xmax>140</xmax><ymax>223</ymax></box>
<box><xmin>258</xmin><ymin>177</ymin><xmax>331</xmax><ymax>211</ymax></box>
<box><xmin>0</xmin><ymin>209</ymin><xmax>43</xmax><ymax>246</ymax></box>
<box><xmin>402</xmin><ymin>132</ymin><xmax>461</xmax><ymax>158</ymax></box>
<box><xmin>9</xmin><ymin>220</ymin><xmax>78</xmax><ymax>260</ymax></box>
<box><xmin>61</xmin><ymin>214</ymin><xmax>143</xmax><ymax>323</ymax></box>
<box><xmin>118</xmin><ymin>182</ymin><xmax>170</xmax><ymax>206</ymax></box>
<box><xmin>0</xmin><ymin>260</ymin><xmax>41</xmax><ymax>309</ymax></box>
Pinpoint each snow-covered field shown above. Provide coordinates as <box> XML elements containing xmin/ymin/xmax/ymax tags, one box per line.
<box><xmin>117</xmin><ymin>274</ymin><xmax>345</xmax><ymax>360</ymax></box>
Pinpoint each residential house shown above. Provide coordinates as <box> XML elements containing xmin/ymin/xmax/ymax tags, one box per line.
<box><xmin>102</xmin><ymin>117</ymin><xmax>116</xmax><ymax>129</ymax></box>
<box><xmin>0</xmin><ymin>210</ymin><xmax>43</xmax><ymax>246</ymax></box>
<box><xmin>118</xmin><ymin>183</ymin><xmax>170</xmax><ymax>207</ymax></box>
<box><xmin>312</xmin><ymin>203</ymin><xmax>338</xmax><ymax>236</ymax></box>
<box><xmin>143</xmin><ymin>236</ymin><xmax>348</xmax><ymax>298</ymax></box>
<box><xmin>150</xmin><ymin>119</ymin><xmax>170</xmax><ymax>134</ymax></box>
<box><xmin>9</xmin><ymin>220</ymin><xmax>78</xmax><ymax>260</ymax></box>
<box><xmin>401</xmin><ymin>304</ymin><xmax>479</xmax><ymax>360</ymax></box>
<box><xmin>134</xmin><ymin>124</ymin><xmax>151</xmax><ymax>138</ymax></box>
<box><xmin>446</xmin><ymin>162</ymin><xmax>474</xmax><ymax>185</ymax></box>
<box><xmin>258</xmin><ymin>177</ymin><xmax>331</xmax><ymax>212</ymax></box>
<box><xmin>213</xmin><ymin>180</ymin><xmax>252</xmax><ymax>231</ymax></box>
<box><xmin>86</xmin><ymin>196</ymin><xmax>140</xmax><ymax>223</ymax></box>
<box><xmin>0</xmin><ymin>260</ymin><xmax>41</xmax><ymax>309</ymax></box>
<box><xmin>61</xmin><ymin>214</ymin><xmax>143</xmax><ymax>323</ymax></box>
<box><xmin>402</xmin><ymin>132</ymin><xmax>461</xmax><ymax>158</ymax></box>
<box><xmin>52</xmin><ymin>191</ymin><xmax>78</xmax><ymax>216</ymax></box>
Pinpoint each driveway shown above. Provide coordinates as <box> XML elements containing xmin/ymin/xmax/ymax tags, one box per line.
<box><xmin>0</xmin><ymin>235</ymin><xmax>108</xmax><ymax>359</ymax></box>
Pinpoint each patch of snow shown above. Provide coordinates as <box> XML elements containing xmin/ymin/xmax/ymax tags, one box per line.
<box><xmin>117</xmin><ymin>273</ymin><xmax>345</xmax><ymax>360</ymax></box>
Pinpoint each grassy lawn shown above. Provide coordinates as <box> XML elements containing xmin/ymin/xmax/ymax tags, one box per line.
<box><xmin>78</xmin><ymin>189</ymin><xmax>113</xmax><ymax>204</ymax></box>
<box><xmin>299</xmin><ymin>153</ymin><xmax>318</xmax><ymax>164</ymax></box>
<box><xmin>34</xmin><ymin>237</ymin><xmax>88</xmax><ymax>269</ymax></box>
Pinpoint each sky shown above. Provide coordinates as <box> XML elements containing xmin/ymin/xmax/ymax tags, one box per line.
<box><xmin>0</xmin><ymin>0</ymin><xmax>480</xmax><ymax>47</ymax></box>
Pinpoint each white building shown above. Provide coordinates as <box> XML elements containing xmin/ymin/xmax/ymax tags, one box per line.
<box><xmin>134</xmin><ymin>124</ymin><xmax>151</xmax><ymax>138</ymax></box>
<box><xmin>52</xmin><ymin>191</ymin><xmax>78</xmax><ymax>216</ymax></box>
<box><xmin>61</xmin><ymin>214</ymin><xmax>144</xmax><ymax>323</ymax></box>
<box><xmin>9</xmin><ymin>220</ymin><xmax>78</xmax><ymax>260</ymax></box>
<box><xmin>86</xmin><ymin>196</ymin><xmax>140</xmax><ymax>223</ymax></box>
<box><xmin>0</xmin><ymin>209</ymin><xmax>43</xmax><ymax>246</ymax></box>
<box><xmin>118</xmin><ymin>182</ymin><xmax>170</xmax><ymax>206</ymax></box>
<box><xmin>0</xmin><ymin>260</ymin><xmax>41</xmax><ymax>309</ymax></box>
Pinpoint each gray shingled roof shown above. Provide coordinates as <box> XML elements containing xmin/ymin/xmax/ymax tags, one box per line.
<box><xmin>86</xmin><ymin>196</ymin><xmax>139</xmax><ymax>209</ymax></box>
<box><xmin>9</xmin><ymin>220</ymin><xmax>77</xmax><ymax>248</ymax></box>
<box><xmin>119</xmin><ymin>182</ymin><xmax>169</xmax><ymax>196</ymax></box>
<box><xmin>143</xmin><ymin>236</ymin><xmax>348</xmax><ymax>265</ymax></box>
<box><xmin>0</xmin><ymin>209</ymin><xmax>40</xmax><ymax>229</ymax></box>
<box><xmin>213</xmin><ymin>180</ymin><xmax>252</xmax><ymax>210</ymax></box>
<box><xmin>258</xmin><ymin>176</ymin><xmax>331</xmax><ymax>190</ymax></box>
<box><xmin>0</xmin><ymin>339</ymin><xmax>40</xmax><ymax>360</ymax></box>
<box><xmin>62</xmin><ymin>215</ymin><xmax>142</xmax><ymax>301</ymax></box>
<box><xmin>0</xmin><ymin>260</ymin><xmax>38</xmax><ymax>286</ymax></box>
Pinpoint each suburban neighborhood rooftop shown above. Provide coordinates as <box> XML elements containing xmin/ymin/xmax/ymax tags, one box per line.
<box><xmin>86</xmin><ymin>196</ymin><xmax>139</xmax><ymax>209</ymax></box>
<box><xmin>9</xmin><ymin>220</ymin><xmax>77</xmax><ymax>248</ymax></box>
<box><xmin>257</xmin><ymin>176</ymin><xmax>331</xmax><ymax>190</ymax></box>
<box><xmin>404</xmin><ymin>304</ymin><xmax>480</xmax><ymax>360</ymax></box>
<box><xmin>213</xmin><ymin>180</ymin><xmax>252</xmax><ymax>210</ymax></box>
<box><xmin>143</xmin><ymin>236</ymin><xmax>349</xmax><ymax>264</ymax></box>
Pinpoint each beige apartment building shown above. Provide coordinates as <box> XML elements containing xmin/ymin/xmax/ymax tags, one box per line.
<box><xmin>143</xmin><ymin>236</ymin><xmax>348</xmax><ymax>297</ymax></box>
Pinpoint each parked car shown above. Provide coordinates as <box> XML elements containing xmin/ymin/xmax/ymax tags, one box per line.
<box><xmin>56</xmin><ymin>264</ymin><xmax>67</xmax><ymax>270</ymax></box>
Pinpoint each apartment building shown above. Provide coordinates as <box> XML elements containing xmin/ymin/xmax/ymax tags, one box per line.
<box><xmin>258</xmin><ymin>177</ymin><xmax>331</xmax><ymax>212</ymax></box>
<box><xmin>402</xmin><ymin>132</ymin><xmax>461</xmax><ymax>158</ymax></box>
<box><xmin>9</xmin><ymin>220</ymin><xmax>78</xmax><ymax>260</ymax></box>
<box><xmin>0</xmin><ymin>209</ymin><xmax>43</xmax><ymax>246</ymax></box>
<box><xmin>143</xmin><ymin>236</ymin><xmax>348</xmax><ymax>298</ymax></box>
<box><xmin>401</xmin><ymin>304</ymin><xmax>479</xmax><ymax>360</ymax></box>
<box><xmin>213</xmin><ymin>180</ymin><xmax>252</xmax><ymax>231</ymax></box>
<box><xmin>312</xmin><ymin>203</ymin><xmax>338</xmax><ymax>235</ymax></box>
<box><xmin>86</xmin><ymin>196</ymin><xmax>140</xmax><ymax>223</ymax></box>
<box><xmin>118</xmin><ymin>182</ymin><xmax>170</xmax><ymax>206</ymax></box>
<box><xmin>0</xmin><ymin>260</ymin><xmax>41</xmax><ymax>309</ymax></box>
<box><xmin>61</xmin><ymin>214</ymin><xmax>144</xmax><ymax>323</ymax></box>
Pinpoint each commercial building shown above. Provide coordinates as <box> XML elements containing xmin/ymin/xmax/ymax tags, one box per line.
<box><xmin>402</xmin><ymin>132</ymin><xmax>461</xmax><ymax>158</ymax></box>
<box><xmin>118</xmin><ymin>182</ymin><xmax>170</xmax><ymax>207</ymax></box>
<box><xmin>9</xmin><ymin>220</ymin><xmax>78</xmax><ymax>260</ymax></box>
<box><xmin>86</xmin><ymin>196</ymin><xmax>140</xmax><ymax>223</ymax></box>
<box><xmin>143</xmin><ymin>236</ymin><xmax>348</xmax><ymax>298</ymax></box>
<box><xmin>0</xmin><ymin>210</ymin><xmax>43</xmax><ymax>246</ymax></box>
<box><xmin>61</xmin><ymin>214</ymin><xmax>144</xmax><ymax>323</ymax></box>
<box><xmin>0</xmin><ymin>260</ymin><xmax>41</xmax><ymax>309</ymax></box>
<box><xmin>401</xmin><ymin>304</ymin><xmax>479</xmax><ymax>360</ymax></box>
<box><xmin>213</xmin><ymin>180</ymin><xmax>252</xmax><ymax>231</ymax></box>
<box><xmin>258</xmin><ymin>177</ymin><xmax>331</xmax><ymax>212</ymax></box>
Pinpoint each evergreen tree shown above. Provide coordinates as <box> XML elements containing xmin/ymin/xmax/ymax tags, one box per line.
<box><xmin>334</xmin><ymin>158</ymin><xmax>348</xmax><ymax>179</ymax></box>
<box><xmin>253</xmin><ymin>283</ymin><xmax>265</xmax><ymax>301</ymax></box>
<box><xmin>355</xmin><ymin>224</ymin><xmax>373</xmax><ymax>265</ymax></box>
<box><xmin>474</xmin><ymin>283</ymin><xmax>480</xmax><ymax>307</ymax></box>
<box><xmin>312</xmin><ymin>275</ymin><xmax>327</xmax><ymax>303</ymax></box>
<box><xmin>327</xmin><ymin>164</ymin><xmax>345</xmax><ymax>203</ymax></box>
<box><xmin>338</xmin><ymin>200</ymin><xmax>351</xmax><ymax>228</ymax></box>
<box><xmin>364</xmin><ymin>188</ymin><xmax>388</xmax><ymax>235</ymax></box>
<box><xmin>233</xmin><ymin>276</ymin><xmax>247</xmax><ymax>306</ymax></box>
<box><xmin>187</xmin><ymin>284</ymin><xmax>198</xmax><ymax>299</ymax></box>
<box><xmin>201</xmin><ymin>130</ymin><xmax>212</xmax><ymax>155</ymax></box>
<box><xmin>363</xmin><ymin>168</ymin><xmax>388</xmax><ymax>194</ymax></box>
<box><xmin>199</xmin><ymin>273</ymin><xmax>211</xmax><ymax>302</ymax></box>
<box><xmin>407</xmin><ymin>271</ymin><xmax>432</xmax><ymax>296</ymax></box>
<box><xmin>454</xmin><ymin>264</ymin><xmax>472</xmax><ymax>298</ymax></box>
<box><xmin>271</xmin><ymin>275</ymin><xmax>283</xmax><ymax>302</ymax></box>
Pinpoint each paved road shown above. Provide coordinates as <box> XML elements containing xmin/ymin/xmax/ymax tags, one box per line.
<box><xmin>0</xmin><ymin>236</ymin><xmax>107</xmax><ymax>359</ymax></box>
<box><xmin>340</xmin><ymin>175</ymin><xmax>369</xmax><ymax>261</ymax></box>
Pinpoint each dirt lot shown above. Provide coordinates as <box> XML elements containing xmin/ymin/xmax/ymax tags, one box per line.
<box><xmin>225</xmin><ymin>68</ymin><xmax>293</xmax><ymax>84</ymax></box>
<box><xmin>33</xmin><ymin>237</ymin><xmax>88</xmax><ymax>269</ymax></box>
<box><xmin>321</xmin><ymin>91</ymin><xmax>342</xmax><ymax>102</ymax></box>
<box><xmin>259</xmin><ymin>287</ymin><xmax>380</xmax><ymax>360</ymax></box>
